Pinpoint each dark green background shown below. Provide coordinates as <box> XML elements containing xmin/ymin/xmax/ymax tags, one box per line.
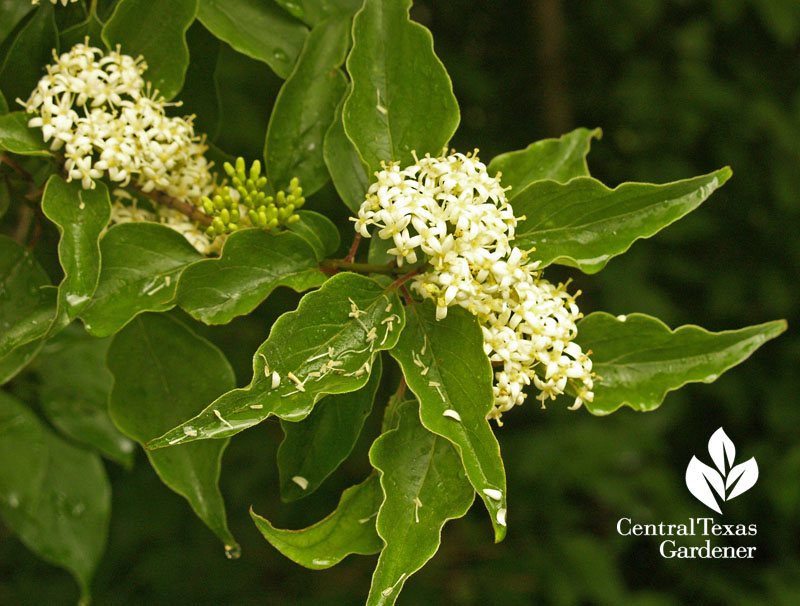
<box><xmin>2</xmin><ymin>1</ymin><xmax>798</xmax><ymax>604</ymax></box>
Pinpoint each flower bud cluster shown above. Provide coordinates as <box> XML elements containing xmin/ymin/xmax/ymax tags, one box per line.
<box><xmin>32</xmin><ymin>0</ymin><xmax>78</xmax><ymax>5</ymax></box>
<box><xmin>354</xmin><ymin>151</ymin><xmax>595</xmax><ymax>421</ymax></box>
<box><xmin>201</xmin><ymin>158</ymin><xmax>304</xmax><ymax>237</ymax></box>
<box><xmin>23</xmin><ymin>42</ymin><xmax>214</xmax><ymax>204</ymax></box>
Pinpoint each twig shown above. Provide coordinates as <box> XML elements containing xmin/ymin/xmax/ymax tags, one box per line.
<box><xmin>320</xmin><ymin>259</ymin><xmax>415</xmax><ymax>275</ymax></box>
<box><xmin>138</xmin><ymin>187</ymin><xmax>212</xmax><ymax>226</ymax></box>
<box><xmin>0</xmin><ymin>153</ymin><xmax>33</xmax><ymax>181</ymax></box>
<box><xmin>387</xmin><ymin>267</ymin><xmax>422</xmax><ymax>291</ymax></box>
<box><xmin>344</xmin><ymin>233</ymin><xmax>361</xmax><ymax>262</ymax></box>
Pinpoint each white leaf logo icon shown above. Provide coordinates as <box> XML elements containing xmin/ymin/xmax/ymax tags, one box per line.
<box><xmin>685</xmin><ymin>427</ymin><xmax>758</xmax><ymax>513</ymax></box>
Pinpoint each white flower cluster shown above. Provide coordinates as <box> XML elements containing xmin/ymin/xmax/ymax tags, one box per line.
<box><xmin>108</xmin><ymin>195</ymin><xmax>222</xmax><ymax>256</ymax></box>
<box><xmin>23</xmin><ymin>42</ymin><xmax>214</xmax><ymax>205</ymax></box>
<box><xmin>354</xmin><ymin>151</ymin><xmax>595</xmax><ymax>422</ymax></box>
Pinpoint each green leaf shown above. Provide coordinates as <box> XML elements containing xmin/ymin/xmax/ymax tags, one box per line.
<box><xmin>343</xmin><ymin>0</ymin><xmax>460</xmax><ymax>176</ymax></box>
<box><xmin>107</xmin><ymin>313</ymin><xmax>238</xmax><ymax>552</ymax></box>
<box><xmin>324</xmin><ymin>92</ymin><xmax>369</xmax><ymax>213</ymax></box>
<box><xmin>511</xmin><ymin>168</ymin><xmax>732</xmax><ymax>274</ymax></box>
<box><xmin>180</xmin><ymin>22</ymin><xmax>222</xmax><ymax>138</ymax></box>
<box><xmin>265</xmin><ymin>15</ymin><xmax>349</xmax><ymax>195</ymax></box>
<box><xmin>390</xmin><ymin>301</ymin><xmax>507</xmax><ymax>541</ymax></box>
<box><xmin>0</xmin><ymin>286</ymin><xmax>57</xmax><ymax>356</ymax></box>
<box><xmin>274</xmin><ymin>0</ymin><xmax>363</xmax><ymax>26</ymax></box>
<box><xmin>0</xmin><ymin>391</ymin><xmax>110</xmax><ymax>603</ymax></box>
<box><xmin>576</xmin><ymin>312</ymin><xmax>787</xmax><ymax>415</ymax></box>
<box><xmin>197</xmin><ymin>0</ymin><xmax>308</xmax><ymax>79</ymax></box>
<box><xmin>0</xmin><ymin>236</ymin><xmax>55</xmax><ymax>357</ymax></box>
<box><xmin>0</xmin><ymin>3</ymin><xmax>58</xmax><ymax>105</ymax></box>
<box><xmin>0</xmin><ymin>111</ymin><xmax>51</xmax><ymax>156</ymax></box>
<box><xmin>102</xmin><ymin>0</ymin><xmax>197</xmax><ymax>100</ymax></box>
<box><xmin>148</xmin><ymin>272</ymin><xmax>404</xmax><ymax>447</ymax></box>
<box><xmin>278</xmin><ymin>355</ymin><xmax>382</xmax><ymax>501</ymax></box>
<box><xmin>58</xmin><ymin>10</ymin><xmax>105</xmax><ymax>49</ymax></box>
<box><xmin>41</xmin><ymin>176</ymin><xmax>111</xmax><ymax>321</ymax></box>
<box><xmin>0</xmin><ymin>179</ymin><xmax>9</xmax><ymax>219</ymax></box>
<box><xmin>80</xmin><ymin>223</ymin><xmax>203</xmax><ymax>337</ymax></box>
<box><xmin>0</xmin><ymin>2</ymin><xmax>33</xmax><ymax>47</ymax></box>
<box><xmin>36</xmin><ymin>327</ymin><xmax>135</xmax><ymax>468</ymax></box>
<box><xmin>367</xmin><ymin>401</ymin><xmax>474</xmax><ymax>606</ymax></box>
<box><xmin>0</xmin><ymin>90</ymin><xmax>7</xmax><ymax>115</ymax></box>
<box><xmin>0</xmin><ymin>340</ymin><xmax>44</xmax><ymax>385</ymax></box>
<box><xmin>176</xmin><ymin>229</ymin><xmax>325</xmax><ymax>325</ymax></box>
<box><xmin>488</xmin><ymin>127</ymin><xmax>601</xmax><ymax>197</ymax></box>
<box><xmin>252</xmin><ymin>474</ymin><xmax>383</xmax><ymax>569</ymax></box>
<box><xmin>287</xmin><ymin>209</ymin><xmax>341</xmax><ymax>260</ymax></box>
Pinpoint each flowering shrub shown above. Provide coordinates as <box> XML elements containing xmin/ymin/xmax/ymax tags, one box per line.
<box><xmin>0</xmin><ymin>1</ymin><xmax>785</xmax><ymax>605</ymax></box>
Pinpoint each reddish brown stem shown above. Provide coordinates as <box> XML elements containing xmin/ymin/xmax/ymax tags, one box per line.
<box><xmin>387</xmin><ymin>267</ymin><xmax>422</xmax><ymax>292</ymax></box>
<box><xmin>344</xmin><ymin>233</ymin><xmax>361</xmax><ymax>262</ymax></box>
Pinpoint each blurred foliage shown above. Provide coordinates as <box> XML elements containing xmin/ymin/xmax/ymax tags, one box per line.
<box><xmin>1</xmin><ymin>0</ymin><xmax>797</xmax><ymax>604</ymax></box>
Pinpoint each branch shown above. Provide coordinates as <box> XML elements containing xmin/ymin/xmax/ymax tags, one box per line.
<box><xmin>320</xmin><ymin>259</ymin><xmax>416</xmax><ymax>275</ymax></box>
<box><xmin>137</xmin><ymin>187</ymin><xmax>212</xmax><ymax>226</ymax></box>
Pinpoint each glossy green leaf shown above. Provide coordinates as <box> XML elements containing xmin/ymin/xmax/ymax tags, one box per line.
<box><xmin>0</xmin><ymin>391</ymin><xmax>110</xmax><ymax>603</ymax></box>
<box><xmin>275</xmin><ymin>0</ymin><xmax>363</xmax><ymax>26</ymax></box>
<box><xmin>252</xmin><ymin>474</ymin><xmax>383</xmax><ymax>569</ymax></box>
<box><xmin>0</xmin><ymin>111</ymin><xmax>51</xmax><ymax>156</ymax></box>
<box><xmin>287</xmin><ymin>210</ymin><xmax>341</xmax><ymax>260</ymax></box>
<box><xmin>488</xmin><ymin>127</ymin><xmax>601</xmax><ymax>197</ymax></box>
<box><xmin>102</xmin><ymin>0</ymin><xmax>197</xmax><ymax>100</ymax></box>
<box><xmin>0</xmin><ymin>2</ymin><xmax>33</xmax><ymax>46</ymax></box>
<box><xmin>107</xmin><ymin>313</ymin><xmax>238</xmax><ymax>552</ymax></box>
<box><xmin>149</xmin><ymin>272</ymin><xmax>403</xmax><ymax>447</ymax></box>
<box><xmin>58</xmin><ymin>10</ymin><xmax>105</xmax><ymax>49</ymax></box>
<box><xmin>0</xmin><ymin>286</ymin><xmax>57</xmax><ymax>356</ymax></box>
<box><xmin>0</xmin><ymin>90</ymin><xmax>7</xmax><ymax>114</ymax></box>
<box><xmin>36</xmin><ymin>327</ymin><xmax>135</xmax><ymax>468</ymax></box>
<box><xmin>278</xmin><ymin>355</ymin><xmax>382</xmax><ymax>501</ymax></box>
<box><xmin>80</xmin><ymin>223</ymin><xmax>203</xmax><ymax>337</ymax></box>
<box><xmin>0</xmin><ymin>3</ymin><xmax>58</xmax><ymax>104</ymax></box>
<box><xmin>367</xmin><ymin>401</ymin><xmax>474</xmax><ymax>606</ymax></box>
<box><xmin>176</xmin><ymin>229</ymin><xmax>325</xmax><ymax>325</ymax></box>
<box><xmin>0</xmin><ymin>340</ymin><xmax>44</xmax><ymax>385</ymax></box>
<box><xmin>197</xmin><ymin>0</ymin><xmax>308</xmax><ymax>79</ymax></box>
<box><xmin>324</xmin><ymin>93</ymin><xmax>369</xmax><ymax>213</ymax></box>
<box><xmin>343</xmin><ymin>0</ymin><xmax>459</xmax><ymax>176</ymax></box>
<box><xmin>180</xmin><ymin>22</ymin><xmax>222</xmax><ymax>138</ymax></box>
<box><xmin>41</xmin><ymin>176</ymin><xmax>111</xmax><ymax>321</ymax></box>
<box><xmin>390</xmin><ymin>301</ymin><xmax>507</xmax><ymax>542</ymax></box>
<box><xmin>511</xmin><ymin>168</ymin><xmax>732</xmax><ymax>273</ymax></box>
<box><xmin>576</xmin><ymin>312</ymin><xmax>787</xmax><ymax>415</ymax></box>
<box><xmin>0</xmin><ymin>236</ymin><xmax>55</xmax><ymax>357</ymax></box>
<box><xmin>265</xmin><ymin>15</ymin><xmax>349</xmax><ymax>195</ymax></box>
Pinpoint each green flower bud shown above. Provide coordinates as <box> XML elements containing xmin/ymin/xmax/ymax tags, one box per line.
<box><xmin>212</xmin><ymin>217</ymin><xmax>225</xmax><ymax>233</ymax></box>
<box><xmin>249</xmin><ymin>160</ymin><xmax>261</xmax><ymax>180</ymax></box>
<box><xmin>287</xmin><ymin>214</ymin><xmax>300</xmax><ymax>224</ymax></box>
<box><xmin>219</xmin><ymin>208</ymin><xmax>230</xmax><ymax>225</ymax></box>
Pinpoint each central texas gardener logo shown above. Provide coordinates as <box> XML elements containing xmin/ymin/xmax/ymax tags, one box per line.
<box><xmin>685</xmin><ymin>428</ymin><xmax>759</xmax><ymax>514</ymax></box>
